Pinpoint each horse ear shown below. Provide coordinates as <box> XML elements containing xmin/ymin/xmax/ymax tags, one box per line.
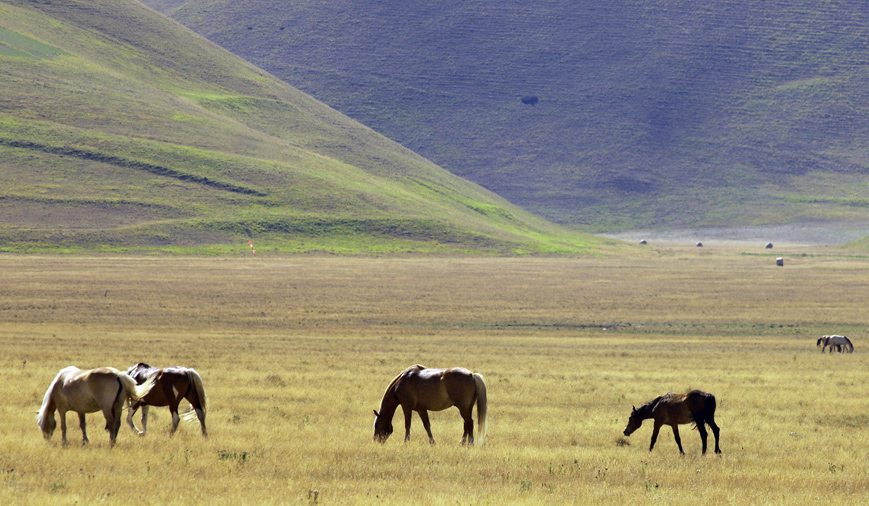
<box><xmin>632</xmin><ymin>406</ymin><xmax>637</xmax><ymax>413</ymax></box>
<box><xmin>373</xmin><ymin>410</ymin><xmax>380</xmax><ymax>418</ymax></box>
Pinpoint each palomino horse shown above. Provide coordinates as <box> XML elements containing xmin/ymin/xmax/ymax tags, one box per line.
<box><xmin>373</xmin><ymin>365</ymin><xmax>487</xmax><ymax>445</ymax></box>
<box><xmin>37</xmin><ymin>366</ymin><xmax>157</xmax><ymax>447</ymax></box>
<box><xmin>623</xmin><ymin>390</ymin><xmax>721</xmax><ymax>455</ymax></box>
<box><xmin>817</xmin><ymin>335</ymin><xmax>854</xmax><ymax>353</ymax></box>
<box><xmin>125</xmin><ymin>363</ymin><xmax>208</xmax><ymax>436</ymax></box>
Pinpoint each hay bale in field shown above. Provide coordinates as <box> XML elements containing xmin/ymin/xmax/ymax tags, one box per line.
<box><xmin>776</xmin><ymin>257</ymin><xmax>784</xmax><ymax>266</ymax></box>
<box><xmin>766</xmin><ymin>242</ymin><xmax>774</xmax><ymax>249</ymax></box>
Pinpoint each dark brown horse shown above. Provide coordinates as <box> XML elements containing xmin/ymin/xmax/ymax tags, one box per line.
<box><xmin>125</xmin><ymin>363</ymin><xmax>208</xmax><ymax>437</ymax></box>
<box><xmin>373</xmin><ymin>365</ymin><xmax>487</xmax><ymax>445</ymax></box>
<box><xmin>623</xmin><ymin>390</ymin><xmax>721</xmax><ymax>455</ymax></box>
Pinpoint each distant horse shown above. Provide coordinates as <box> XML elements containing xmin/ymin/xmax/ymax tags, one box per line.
<box><xmin>623</xmin><ymin>390</ymin><xmax>721</xmax><ymax>455</ymax></box>
<box><xmin>37</xmin><ymin>366</ymin><xmax>157</xmax><ymax>447</ymax></box>
<box><xmin>817</xmin><ymin>335</ymin><xmax>854</xmax><ymax>353</ymax></box>
<box><xmin>373</xmin><ymin>365</ymin><xmax>487</xmax><ymax>445</ymax></box>
<box><xmin>126</xmin><ymin>363</ymin><xmax>208</xmax><ymax>436</ymax></box>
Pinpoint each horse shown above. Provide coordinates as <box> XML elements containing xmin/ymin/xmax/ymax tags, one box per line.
<box><xmin>817</xmin><ymin>335</ymin><xmax>832</xmax><ymax>352</ymax></box>
<box><xmin>623</xmin><ymin>390</ymin><xmax>721</xmax><ymax>455</ymax></box>
<box><xmin>373</xmin><ymin>364</ymin><xmax>487</xmax><ymax>446</ymax></box>
<box><xmin>125</xmin><ymin>363</ymin><xmax>208</xmax><ymax>436</ymax></box>
<box><xmin>37</xmin><ymin>366</ymin><xmax>157</xmax><ymax>447</ymax></box>
<box><xmin>817</xmin><ymin>335</ymin><xmax>853</xmax><ymax>353</ymax></box>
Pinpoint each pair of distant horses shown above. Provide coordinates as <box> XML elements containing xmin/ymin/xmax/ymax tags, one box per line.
<box><xmin>373</xmin><ymin>364</ymin><xmax>721</xmax><ymax>455</ymax></box>
<box><xmin>816</xmin><ymin>335</ymin><xmax>854</xmax><ymax>353</ymax></box>
<box><xmin>37</xmin><ymin>363</ymin><xmax>207</xmax><ymax>447</ymax></box>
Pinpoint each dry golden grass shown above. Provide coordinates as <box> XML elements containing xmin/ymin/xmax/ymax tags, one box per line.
<box><xmin>1</xmin><ymin>247</ymin><xmax>868</xmax><ymax>504</ymax></box>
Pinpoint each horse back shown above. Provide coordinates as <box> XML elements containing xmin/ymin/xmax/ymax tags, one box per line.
<box><xmin>682</xmin><ymin>390</ymin><xmax>716</xmax><ymax>421</ymax></box>
<box><xmin>441</xmin><ymin>368</ymin><xmax>477</xmax><ymax>397</ymax></box>
<box><xmin>63</xmin><ymin>367</ymin><xmax>122</xmax><ymax>413</ymax></box>
<box><xmin>396</xmin><ymin>366</ymin><xmax>476</xmax><ymax>411</ymax></box>
<box><xmin>653</xmin><ymin>390</ymin><xmax>714</xmax><ymax>425</ymax></box>
<box><xmin>140</xmin><ymin>367</ymin><xmax>192</xmax><ymax>406</ymax></box>
<box><xmin>128</xmin><ymin>363</ymin><xmax>161</xmax><ymax>384</ymax></box>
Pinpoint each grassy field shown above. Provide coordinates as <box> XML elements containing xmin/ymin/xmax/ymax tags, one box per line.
<box><xmin>1</xmin><ymin>246</ymin><xmax>868</xmax><ymax>504</ymax></box>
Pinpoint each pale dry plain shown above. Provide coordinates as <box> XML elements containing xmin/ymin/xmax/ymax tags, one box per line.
<box><xmin>1</xmin><ymin>246</ymin><xmax>868</xmax><ymax>505</ymax></box>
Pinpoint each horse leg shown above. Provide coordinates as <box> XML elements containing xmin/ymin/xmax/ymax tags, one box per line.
<box><xmin>697</xmin><ymin>423</ymin><xmax>708</xmax><ymax>455</ymax></box>
<box><xmin>401</xmin><ymin>405</ymin><xmax>413</xmax><ymax>442</ymax></box>
<box><xmin>458</xmin><ymin>405</ymin><xmax>474</xmax><ymax>446</ymax></box>
<box><xmin>141</xmin><ymin>405</ymin><xmax>150</xmax><ymax>435</ymax></box>
<box><xmin>185</xmin><ymin>383</ymin><xmax>207</xmax><ymax>436</ymax></box>
<box><xmin>104</xmin><ymin>407</ymin><xmax>121</xmax><ymax>448</ymax></box>
<box><xmin>59</xmin><ymin>410</ymin><xmax>69</xmax><ymax>447</ymax></box>
<box><xmin>417</xmin><ymin>410</ymin><xmax>436</xmax><ymax>445</ymax></box>
<box><xmin>195</xmin><ymin>407</ymin><xmax>207</xmax><ymax>436</ymax></box>
<box><xmin>107</xmin><ymin>416</ymin><xmax>121</xmax><ymax>448</ymax></box>
<box><xmin>127</xmin><ymin>402</ymin><xmax>143</xmax><ymax>435</ymax></box>
<box><xmin>169</xmin><ymin>403</ymin><xmax>181</xmax><ymax>436</ymax></box>
<box><xmin>671</xmin><ymin>425</ymin><xmax>685</xmax><ymax>454</ymax></box>
<box><xmin>649</xmin><ymin>421</ymin><xmax>662</xmax><ymax>452</ymax></box>
<box><xmin>78</xmin><ymin>412</ymin><xmax>89</xmax><ymax>446</ymax></box>
<box><xmin>708</xmin><ymin>419</ymin><xmax>722</xmax><ymax>454</ymax></box>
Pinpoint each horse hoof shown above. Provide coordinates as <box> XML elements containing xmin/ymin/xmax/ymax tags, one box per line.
<box><xmin>137</xmin><ymin>431</ymin><xmax>145</xmax><ymax>437</ymax></box>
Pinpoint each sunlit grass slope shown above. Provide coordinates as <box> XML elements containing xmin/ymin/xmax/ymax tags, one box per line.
<box><xmin>153</xmin><ymin>0</ymin><xmax>869</xmax><ymax>231</ymax></box>
<box><xmin>0</xmin><ymin>0</ymin><xmax>605</xmax><ymax>254</ymax></box>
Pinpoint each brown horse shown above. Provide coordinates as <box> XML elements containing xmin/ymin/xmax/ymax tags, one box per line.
<box><xmin>37</xmin><ymin>366</ymin><xmax>157</xmax><ymax>447</ymax></box>
<box><xmin>623</xmin><ymin>390</ymin><xmax>721</xmax><ymax>455</ymax></box>
<box><xmin>373</xmin><ymin>365</ymin><xmax>487</xmax><ymax>445</ymax></box>
<box><xmin>125</xmin><ymin>363</ymin><xmax>208</xmax><ymax>436</ymax></box>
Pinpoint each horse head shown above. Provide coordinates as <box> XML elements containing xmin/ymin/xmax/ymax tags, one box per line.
<box><xmin>623</xmin><ymin>406</ymin><xmax>643</xmax><ymax>436</ymax></box>
<box><xmin>372</xmin><ymin>410</ymin><xmax>393</xmax><ymax>443</ymax></box>
<box><xmin>127</xmin><ymin>362</ymin><xmax>152</xmax><ymax>376</ymax></box>
<box><xmin>38</xmin><ymin>412</ymin><xmax>57</xmax><ymax>440</ymax></box>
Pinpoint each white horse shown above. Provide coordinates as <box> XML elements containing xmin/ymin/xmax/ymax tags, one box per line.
<box><xmin>817</xmin><ymin>335</ymin><xmax>854</xmax><ymax>353</ymax></box>
<box><xmin>37</xmin><ymin>366</ymin><xmax>157</xmax><ymax>447</ymax></box>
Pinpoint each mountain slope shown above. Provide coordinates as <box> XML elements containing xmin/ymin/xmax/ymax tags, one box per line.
<box><xmin>0</xmin><ymin>0</ymin><xmax>606</xmax><ymax>254</ymax></box>
<box><xmin>149</xmin><ymin>0</ymin><xmax>869</xmax><ymax>231</ymax></box>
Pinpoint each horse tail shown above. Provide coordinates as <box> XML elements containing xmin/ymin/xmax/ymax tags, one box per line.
<box><xmin>473</xmin><ymin>373</ymin><xmax>487</xmax><ymax>445</ymax></box>
<box><xmin>703</xmin><ymin>392</ymin><xmax>717</xmax><ymax>422</ymax></box>
<box><xmin>181</xmin><ymin>369</ymin><xmax>208</xmax><ymax>422</ymax></box>
<box><xmin>36</xmin><ymin>369</ymin><xmax>66</xmax><ymax>432</ymax></box>
<box><xmin>117</xmin><ymin>369</ymin><xmax>158</xmax><ymax>403</ymax></box>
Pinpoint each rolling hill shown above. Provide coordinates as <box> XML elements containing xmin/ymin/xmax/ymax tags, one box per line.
<box><xmin>146</xmin><ymin>0</ymin><xmax>869</xmax><ymax>231</ymax></box>
<box><xmin>0</xmin><ymin>0</ymin><xmax>608</xmax><ymax>254</ymax></box>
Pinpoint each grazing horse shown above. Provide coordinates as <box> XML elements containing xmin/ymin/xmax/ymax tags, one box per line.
<box><xmin>37</xmin><ymin>366</ymin><xmax>157</xmax><ymax>447</ymax></box>
<box><xmin>623</xmin><ymin>390</ymin><xmax>721</xmax><ymax>455</ymax></box>
<box><xmin>373</xmin><ymin>365</ymin><xmax>487</xmax><ymax>445</ymax></box>
<box><xmin>125</xmin><ymin>363</ymin><xmax>208</xmax><ymax>436</ymax></box>
<box><xmin>817</xmin><ymin>335</ymin><xmax>854</xmax><ymax>353</ymax></box>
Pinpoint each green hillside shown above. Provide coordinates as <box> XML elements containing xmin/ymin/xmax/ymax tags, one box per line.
<box><xmin>0</xmin><ymin>0</ymin><xmax>607</xmax><ymax>254</ymax></box>
<box><xmin>149</xmin><ymin>0</ymin><xmax>869</xmax><ymax>231</ymax></box>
